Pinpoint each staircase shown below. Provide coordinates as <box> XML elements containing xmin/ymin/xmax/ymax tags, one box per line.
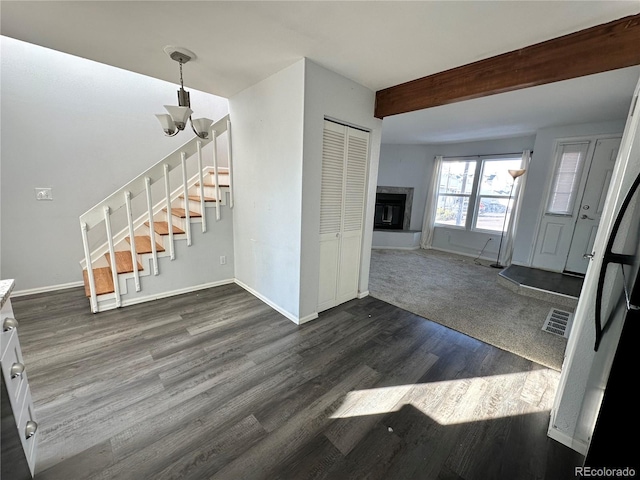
<box><xmin>79</xmin><ymin>115</ymin><xmax>233</xmax><ymax>313</ymax></box>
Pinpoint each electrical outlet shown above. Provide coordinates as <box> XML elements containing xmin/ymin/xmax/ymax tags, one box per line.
<box><xmin>35</xmin><ymin>188</ymin><xmax>53</xmax><ymax>201</ymax></box>
<box><xmin>220</xmin><ymin>255</ymin><xmax>226</xmax><ymax>265</ymax></box>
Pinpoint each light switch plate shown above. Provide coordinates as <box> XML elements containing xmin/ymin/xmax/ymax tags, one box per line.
<box><xmin>35</xmin><ymin>188</ymin><xmax>53</xmax><ymax>201</ymax></box>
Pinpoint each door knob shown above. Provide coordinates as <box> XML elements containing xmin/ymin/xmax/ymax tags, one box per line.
<box><xmin>2</xmin><ymin>317</ymin><xmax>18</xmax><ymax>331</ymax></box>
<box><xmin>25</xmin><ymin>421</ymin><xmax>38</xmax><ymax>439</ymax></box>
<box><xmin>580</xmin><ymin>214</ymin><xmax>595</xmax><ymax>220</ymax></box>
<box><xmin>10</xmin><ymin>363</ymin><xmax>25</xmax><ymax>378</ymax></box>
<box><xmin>583</xmin><ymin>252</ymin><xmax>595</xmax><ymax>259</ymax></box>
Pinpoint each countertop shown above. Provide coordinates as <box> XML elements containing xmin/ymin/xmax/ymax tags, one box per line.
<box><xmin>0</xmin><ymin>279</ymin><xmax>16</xmax><ymax>309</ymax></box>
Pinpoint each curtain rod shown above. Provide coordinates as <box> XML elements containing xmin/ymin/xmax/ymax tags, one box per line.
<box><xmin>437</xmin><ymin>151</ymin><xmax>532</xmax><ymax>160</ymax></box>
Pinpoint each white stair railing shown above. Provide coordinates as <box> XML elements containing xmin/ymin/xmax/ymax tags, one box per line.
<box><xmin>79</xmin><ymin>114</ymin><xmax>232</xmax><ymax>312</ymax></box>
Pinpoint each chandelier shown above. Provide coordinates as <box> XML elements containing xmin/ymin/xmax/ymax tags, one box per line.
<box><xmin>155</xmin><ymin>47</ymin><xmax>212</xmax><ymax>139</ymax></box>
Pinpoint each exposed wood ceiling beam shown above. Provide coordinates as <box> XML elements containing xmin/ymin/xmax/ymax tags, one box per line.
<box><xmin>374</xmin><ymin>13</ymin><xmax>640</xmax><ymax>119</ymax></box>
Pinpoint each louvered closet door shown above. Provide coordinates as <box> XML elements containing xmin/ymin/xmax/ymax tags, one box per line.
<box><xmin>318</xmin><ymin>120</ymin><xmax>369</xmax><ymax>312</ymax></box>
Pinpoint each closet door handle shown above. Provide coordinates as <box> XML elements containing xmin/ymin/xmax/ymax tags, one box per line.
<box><xmin>25</xmin><ymin>421</ymin><xmax>38</xmax><ymax>439</ymax></box>
<box><xmin>10</xmin><ymin>362</ymin><xmax>25</xmax><ymax>378</ymax></box>
<box><xmin>2</xmin><ymin>317</ymin><xmax>18</xmax><ymax>331</ymax></box>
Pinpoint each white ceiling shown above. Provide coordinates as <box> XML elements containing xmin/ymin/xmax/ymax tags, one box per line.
<box><xmin>2</xmin><ymin>1</ymin><xmax>639</xmax><ymax>144</ymax></box>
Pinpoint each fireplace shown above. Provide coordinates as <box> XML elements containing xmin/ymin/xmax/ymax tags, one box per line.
<box><xmin>374</xmin><ymin>187</ymin><xmax>414</xmax><ymax>230</ymax></box>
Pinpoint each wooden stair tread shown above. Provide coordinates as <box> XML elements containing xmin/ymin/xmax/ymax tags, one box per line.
<box><xmin>145</xmin><ymin>221</ymin><xmax>185</xmax><ymax>235</ymax></box>
<box><xmin>106</xmin><ymin>251</ymin><xmax>144</xmax><ymax>274</ymax></box>
<box><xmin>195</xmin><ymin>181</ymin><xmax>230</xmax><ymax>188</ymax></box>
<box><xmin>163</xmin><ymin>208</ymin><xmax>202</xmax><ymax>218</ymax></box>
<box><xmin>126</xmin><ymin>235</ymin><xmax>166</xmax><ymax>253</ymax></box>
<box><xmin>83</xmin><ymin>267</ymin><xmax>114</xmax><ymax>297</ymax></box>
<box><xmin>183</xmin><ymin>195</ymin><xmax>217</xmax><ymax>202</ymax></box>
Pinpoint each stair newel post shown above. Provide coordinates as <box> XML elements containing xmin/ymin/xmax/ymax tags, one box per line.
<box><xmin>212</xmin><ymin>130</ymin><xmax>221</xmax><ymax>221</ymax></box>
<box><xmin>197</xmin><ymin>141</ymin><xmax>207</xmax><ymax>233</ymax></box>
<box><xmin>227</xmin><ymin>118</ymin><xmax>234</xmax><ymax>209</ymax></box>
<box><xmin>81</xmin><ymin>221</ymin><xmax>98</xmax><ymax>313</ymax></box>
<box><xmin>103</xmin><ymin>206</ymin><xmax>122</xmax><ymax>307</ymax></box>
<box><xmin>145</xmin><ymin>177</ymin><xmax>159</xmax><ymax>276</ymax></box>
<box><xmin>181</xmin><ymin>151</ymin><xmax>192</xmax><ymax>246</ymax></box>
<box><xmin>124</xmin><ymin>191</ymin><xmax>141</xmax><ymax>292</ymax></box>
<box><xmin>163</xmin><ymin>163</ymin><xmax>175</xmax><ymax>261</ymax></box>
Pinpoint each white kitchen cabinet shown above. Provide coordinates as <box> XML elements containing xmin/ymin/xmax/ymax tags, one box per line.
<box><xmin>1</xmin><ymin>280</ymin><xmax>38</xmax><ymax>479</ymax></box>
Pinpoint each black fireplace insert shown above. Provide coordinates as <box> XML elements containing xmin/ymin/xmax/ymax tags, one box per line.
<box><xmin>374</xmin><ymin>193</ymin><xmax>406</xmax><ymax>230</ymax></box>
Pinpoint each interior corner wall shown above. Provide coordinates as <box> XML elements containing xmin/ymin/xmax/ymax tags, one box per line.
<box><xmin>0</xmin><ymin>37</ymin><xmax>229</xmax><ymax>292</ymax></box>
<box><xmin>228</xmin><ymin>60</ymin><xmax>305</xmax><ymax>320</ymax></box>
<box><xmin>299</xmin><ymin>59</ymin><xmax>382</xmax><ymax>320</ymax></box>
<box><xmin>511</xmin><ymin>120</ymin><xmax>626</xmax><ymax>266</ymax></box>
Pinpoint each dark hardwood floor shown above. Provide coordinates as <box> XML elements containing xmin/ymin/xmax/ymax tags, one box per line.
<box><xmin>11</xmin><ymin>284</ymin><xmax>584</xmax><ymax>480</ymax></box>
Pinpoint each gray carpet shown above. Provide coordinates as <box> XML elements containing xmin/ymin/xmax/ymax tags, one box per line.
<box><xmin>368</xmin><ymin>248</ymin><xmax>570</xmax><ymax>371</ymax></box>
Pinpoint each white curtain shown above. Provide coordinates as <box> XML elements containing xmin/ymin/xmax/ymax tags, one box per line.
<box><xmin>420</xmin><ymin>155</ymin><xmax>443</xmax><ymax>249</ymax></box>
<box><xmin>500</xmin><ymin>150</ymin><xmax>531</xmax><ymax>266</ymax></box>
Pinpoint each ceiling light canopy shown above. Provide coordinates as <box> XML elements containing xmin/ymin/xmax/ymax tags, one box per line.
<box><xmin>156</xmin><ymin>46</ymin><xmax>212</xmax><ymax>139</ymax></box>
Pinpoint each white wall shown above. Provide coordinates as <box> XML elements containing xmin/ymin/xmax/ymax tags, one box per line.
<box><xmin>300</xmin><ymin>59</ymin><xmax>382</xmax><ymax>320</ymax></box>
<box><xmin>376</xmin><ymin>144</ymin><xmax>432</xmax><ymax>231</ymax></box>
<box><xmin>230</xmin><ymin>58</ymin><xmax>382</xmax><ymax>323</ymax></box>
<box><xmin>0</xmin><ymin>37</ymin><xmax>229</xmax><ymax>291</ymax></box>
<box><xmin>229</xmin><ymin>60</ymin><xmax>305</xmax><ymax>320</ymax></box>
<box><xmin>512</xmin><ymin>120</ymin><xmax>626</xmax><ymax>266</ymax></box>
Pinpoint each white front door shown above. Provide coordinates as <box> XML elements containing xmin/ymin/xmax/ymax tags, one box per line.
<box><xmin>565</xmin><ymin>137</ymin><xmax>621</xmax><ymax>274</ymax></box>
<box><xmin>532</xmin><ymin>136</ymin><xmax>621</xmax><ymax>273</ymax></box>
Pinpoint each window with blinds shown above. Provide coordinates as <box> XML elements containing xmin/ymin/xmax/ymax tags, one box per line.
<box><xmin>546</xmin><ymin>142</ymin><xmax>590</xmax><ymax>215</ymax></box>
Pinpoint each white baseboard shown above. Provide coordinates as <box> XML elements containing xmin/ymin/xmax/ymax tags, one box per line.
<box><xmin>371</xmin><ymin>246</ymin><xmax>420</xmax><ymax>251</ymax></box>
<box><xmin>357</xmin><ymin>290</ymin><xmax>369</xmax><ymax>299</ymax></box>
<box><xmin>115</xmin><ymin>279</ymin><xmax>235</xmax><ymax>309</ymax></box>
<box><xmin>547</xmin><ymin>424</ymin><xmax>588</xmax><ymax>455</ymax></box>
<box><xmin>12</xmin><ymin>281</ymin><xmax>85</xmax><ymax>297</ymax></box>
<box><xmin>428</xmin><ymin>246</ymin><xmax>496</xmax><ymax>263</ymax></box>
<box><xmin>298</xmin><ymin>312</ymin><xmax>319</xmax><ymax>325</ymax></box>
<box><xmin>234</xmin><ymin>279</ymin><xmax>303</xmax><ymax>325</ymax></box>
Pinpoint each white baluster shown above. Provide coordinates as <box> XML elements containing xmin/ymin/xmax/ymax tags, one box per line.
<box><xmin>227</xmin><ymin>118</ymin><xmax>234</xmax><ymax>209</ymax></box>
<box><xmin>212</xmin><ymin>130</ymin><xmax>221</xmax><ymax>221</ymax></box>
<box><xmin>181</xmin><ymin>152</ymin><xmax>192</xmax><ymax>246</ymax></box>
<box><xmin>145</xmin><ymin>177</ymin><xmax>159</xmax><ymax>275</ymax></box>
<box><xmin>164</xmin><ymin>163</ymin><xmax>175</xmax><ymax>260</ymax></box>
<box><xmin>80</xmin><ymin>221</ymin><xmax>98</xmax><ymax>313</ymax></box>
<box><xmin>103</xmin><ymin>206</ymin><xmax>122</xmax><ymax>307</ymax></box>
<box><xmin>124</xmin><ymin>191</ymin><xmax>141</xmax><ymax>292</ymax></box>
<box><xmin>197</xmin><ymin>141</ymin><xmax>206</xmax><ymax>233</ymax></box>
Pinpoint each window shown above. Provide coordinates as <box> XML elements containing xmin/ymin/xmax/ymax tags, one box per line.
<box><xmin>546</xmin><ymin>142</ymin><xmax>590</xmax><ymax>215</ymax></box>
<box><xmin>435</xmin><ymin>155</ymin><xmax>523</xmax><ymax>232</ymax></box>
<box><xmin>435</xmin><ymin>160</ymin><xmax>476</xmax><ymax>228</ymax></box>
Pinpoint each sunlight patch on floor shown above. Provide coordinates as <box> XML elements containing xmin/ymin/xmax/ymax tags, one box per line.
<box><xmin>330</xmin><ymin>368</ymin><xmax>559</xmax><ymax>425</ymax></box>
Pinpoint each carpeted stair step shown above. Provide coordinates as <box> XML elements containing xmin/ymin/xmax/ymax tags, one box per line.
<box><xmin>163</xmin><ymin>207</ymin><xmax>202</xmax><ymax>218</ymax></box>
<box><xmin>82</xmin><ymin>267</ymin><xmax>115</xmax><ymax>297</ymax></box>
<box><xmin>126</xmin><ymin>235</ymin><xmax>166</xmax><ymax>254</ymax></box>
<box><xmin>106</xmin><ymin>251</ymin><xmax>144</xmax><ymax>274</ymax></box>
<box><xmin>145</xmin><ymin>221</ymin><xmax>185</xmax><ymax>236</ymax></box>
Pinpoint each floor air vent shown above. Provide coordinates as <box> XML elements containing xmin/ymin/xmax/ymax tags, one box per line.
<box><xmin>542</xmin><ymin>308</ymin><xmax>574</xmax><ymax>338</ymax></box>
